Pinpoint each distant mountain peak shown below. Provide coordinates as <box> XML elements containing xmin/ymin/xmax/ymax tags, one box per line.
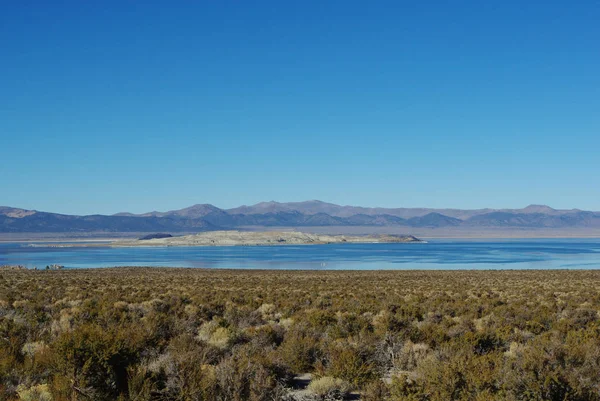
<box><xmin>522</xmin><ymin>204</ymin><xmax>557</xmax><ymax>214</ymax></box>
<box><xmin>407</xmin><ymin>212</ymin><xmax>462</xmax><ymax>227</ymax></box>
<box><xmin>152</xmin><ymin>203</ymin><xmax>223</xmax><ymax>218</ymax></box>
<box><xmin>0</xmin><ymin>207</ymin><xmax>37</xmax><ymax>218</ymax></box>
<box><xmin>180</xmin><ymin>203</ymin><xmax>221</xmax><ymax>211</ymax></box>
<box><xmin>256</xmin><ymin>201</ymin><xmax>282</xmax><ymax>206</ymax></box>
<box><xmin>113</xmin><ymin>203</ymin><xmax>223</xmax><ymax>219</ymax></box>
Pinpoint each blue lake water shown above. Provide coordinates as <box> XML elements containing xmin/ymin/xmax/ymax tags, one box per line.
<box><xmin>2</xmin><ymin>239</ymin><xmax>600</xmax><ymax>270</ymax></box>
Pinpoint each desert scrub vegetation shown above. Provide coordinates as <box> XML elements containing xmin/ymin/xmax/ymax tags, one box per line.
<box><xmin>2</xmin><ymin>268</ymin><xmax>600</xmax><ymax>400</ymax></box>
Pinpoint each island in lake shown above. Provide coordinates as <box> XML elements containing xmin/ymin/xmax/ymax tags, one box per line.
<box><xmin>116</xmin><ymin>231</ymin><xmax>422</xmax><ymax>247</ymax></box>
<box><xmin>33</xmin><ymin>230</ymin><xmax>422</xmax><ymax>248</ymax></box>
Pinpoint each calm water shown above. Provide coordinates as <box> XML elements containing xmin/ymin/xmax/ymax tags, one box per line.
<box><xmin>2</xmin><ymin>239</ymin><xmax>600</xmax><ymax>270</ymax></box>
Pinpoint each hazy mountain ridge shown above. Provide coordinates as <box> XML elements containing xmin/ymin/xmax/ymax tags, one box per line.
<box><xmin>226</xmin><ymin>201</ymin><xmax>586</xmax><ymax>219</ymax></box>
<box><xmin>1</xmin><ymin>202</ymin><xmax>599</xmax><ymax>233</ymax></box>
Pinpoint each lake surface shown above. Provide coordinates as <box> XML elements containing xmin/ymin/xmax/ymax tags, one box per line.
<box><xmin>2</xmin><ymin>239</ymin><xmax>600</xmax><ymax>270</ymax></box>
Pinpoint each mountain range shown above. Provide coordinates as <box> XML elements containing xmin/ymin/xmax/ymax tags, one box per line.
<box><xmin>1</xmin><ymin>201</ymin><xmax>600</xmax><ymax>234</ymax></box>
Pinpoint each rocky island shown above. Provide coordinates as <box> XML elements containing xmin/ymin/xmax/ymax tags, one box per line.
<box><xmin>111</xmin><ymin>230</ymin><xmax>423</xmax><ymax>247</ymax></box>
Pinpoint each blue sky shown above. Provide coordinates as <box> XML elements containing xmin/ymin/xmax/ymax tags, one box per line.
<box><xmin>1</xmin><ymin>1</ymin><xmax>599</xmax><ymax>215</ymax></box>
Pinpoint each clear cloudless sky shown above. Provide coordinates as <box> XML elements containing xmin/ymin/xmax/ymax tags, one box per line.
<box><xmin>1</xmin><ymin>1</ymin><xmax>599</xmax><ymax>215</ymax></box>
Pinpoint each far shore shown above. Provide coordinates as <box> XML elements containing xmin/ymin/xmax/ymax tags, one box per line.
<box><xmin>3</xmin><ymin>228</ymin><xmax>600</xmax><ymax>243</ymax></box>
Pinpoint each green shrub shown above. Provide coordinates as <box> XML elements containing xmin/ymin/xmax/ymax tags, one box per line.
<box><xmin>325</xmin><ymin>342</ymin><xmax>376</xmax><ymax>387</ymax></box>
